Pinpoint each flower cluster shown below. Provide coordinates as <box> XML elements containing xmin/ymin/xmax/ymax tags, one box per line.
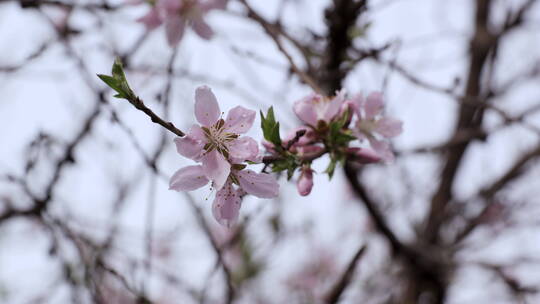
<box><xmin>137</xmin><ymin>0</ymin><xmax>227</xmax><ymax>46</ymax></box>
<box><xmin>98</xmin><ymin>59</ymin><xmax>403</xmax><ymax>228</ymax></box>
<box><xmin>262</xmin><ymin>90</ymin><xmax>403</xmax><ymax>197</ymax></box>
<box><xmin>169</xmin><ymin>86</ymin><xmax>279</xmax><ymax>227</ymax></box>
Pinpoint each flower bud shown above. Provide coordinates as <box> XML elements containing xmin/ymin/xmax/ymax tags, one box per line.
<box><xmin>347</xmin><ymin>147</ymin><xmax>382</xmax><ymax>164</ymax></box>
<box><xmin>297</xmin><ymin>167</ymin><xmax>314</xmax><ymax>196</ymax></box>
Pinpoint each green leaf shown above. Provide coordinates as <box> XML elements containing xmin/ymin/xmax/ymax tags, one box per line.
<box><xmin>112</xmin><ymin>57</ymin><xmax>127</xmax><ymax>80</ymax></box>
<box><xmin>260</xmin><ymin>107</ymin><xmax>282</xmax><ymax>147</ymax></box>
<box><xmin>97</xmin><ymin>74</ymin><xmax>122</xmax><ymax>95</ymax></box>
<box><xmin>97</xmin><ymin>58</ymin><xmax>136</xmax><ymax>100</ymax></box>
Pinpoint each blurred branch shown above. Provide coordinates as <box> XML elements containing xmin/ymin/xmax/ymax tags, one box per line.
<box><xmin>319</xmin><ymin>0</ymin><xmax>366</xmax><ymax>94</ymax></box>
<box><xmin>423</xmin><ymin>0</ymin><xmax>495</xmax><ymax>244</ymax></box>
<box><xmin>238</xmin><ymin>0</ymin><xmax>322</xmax><ymax>93</ymax></box>
<box><xmin>183</xmin><ymin>193</ymin><xmax>237</xmax><ymax>304</ymax></box>
<box><xmin>324</xmin><ymin>244</ymin><xmax>367</xmax><ymax>304</ymax></box>
<box><xmin>0</xmin><ymin>40</ymin><xmax>52</xmax><ymax>73</ymax></box>
<box><xmin>455</xmin><ymin>144</ymin><xmax>540</xmax><ymax>243</ymax></box>
<box><xmin>425</xmin><ymin>0</ymin><xmax>539</xmax><ymax>245</ymax></box>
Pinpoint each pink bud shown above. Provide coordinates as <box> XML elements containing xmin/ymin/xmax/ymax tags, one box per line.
<box><xmin>297</xmin><ymin>167</ymin><xmax>314</xmax><ymax>196</ymax></box>
<box><xmin>347</xmin><ymin>147</ymin><xmax>382</xmax><ymax>164</ymax></box>
<box><xmin>262</xmin><ymin>140</ymin><xmax>275</xmax><ymax>152</ymax></box>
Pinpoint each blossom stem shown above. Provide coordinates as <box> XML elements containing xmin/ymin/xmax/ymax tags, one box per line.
<box><xmin>127</xmin><ymin>95</ymin><xmax>186</xmax><ymax>137</ymax></box>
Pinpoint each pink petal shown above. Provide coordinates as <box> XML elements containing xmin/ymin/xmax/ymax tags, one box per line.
<box><xmin>375</xmin><ymin>117</ymin><xmax>403</xmax><ymax>138</ymax></box>
<box><xmin>160</xmin><ymin>0</ymin><xmax>181</xmax><ymax>11</ymax></box>
<box><xmin>294</xmin><ymin>145</ymin><xmax>324</xmax><ymax>157</ymax></box>
<box><xmin>364</xmin><ymin>92</ymin><xmax>384</xmax><ymax>119</ymax></box>
<box><xmin>212</xmin><ymin>181</ymin><xmax>242</xmax><ymax>227</ymax></box>
<box><xmin>174</xmin><ymin>125</ymin><xmax>206</xmax><ymax>160</ymax></box>
<box><xmin>169</xmin><ymin>165</ymin><xmax>209</xmax><ymax>191</ymax></box>
<box><xmin>200</xmin><ymin>0</ymin><xmax>228</xmax><ymax>11</ymax></box>
<box><xmin>368</xmin><ymin>138</ymin><xmax>394</xmax><ymax>163</ymax></box>
<box><xmin>228</xmin><ymin>137</ymin><xmax>259</xmax><ymax>164</ymax></box>
<box><xmin>202</xmin><ymin>150</ymin><xmax>230</xmax><ymax>190</ymax></box>
<box><xmin>347</xmin><ymin>147</ymin><xmax>381</xmax><ymax>164</ymax></box>
<box><xmin>348</xmin><ymin>93</ymin><xmax>364</xmax><ymax>117</ymax></box>
<box><xmin>165</xmin><ymin>15</ymin><xmax>186</xmax><ymax>46</ymax></box>
<box><xmin>261</xmin><ymin>140</ymin><xmax>275</xmax><ymax>151</ymax></box>
<box><xmin>224</xmin><ymin>106</ymin><xmax>256</xmax><ymax>134</ymax></box>
<box><xmin>322</xmin><ymin>89</ymin><xmax>346</xmax><ymax>122</ymax></box>
<box><xmin>293</xmin><ymin>94</ymin><xmax>321</xmax><ymax>126</ymax></box>
<box><xmin>352</xmin><ymin>128</ymin><xmax>367</xmax><ymax>141</ymax></box>
<box><xmin>283</xmin><ymin>126</ymin><xmax>314</xmax><ymax>147</ymax></box>
<box><xmin>236</xmin><ymin>170</ymin><xmax>279</xmax><ymax>198</ymax></box>
<box><xmin>191</xmin><ymin>16</ymin><xmax>214</xmax><ymax>40</ymax></box>
<box><xmin>195</xmin><ymin>86</ymin><xmax>221</xmax><ymax>127</ymax></box>
<box><xmin>137</xmin><ymin>8</ymin><xmax>163</xmax><ymax>30</ymax></box>
<box><xmin>297</xmin><ymin>168</ymin><xmax>314</xmax><ymax>196</ymax></box>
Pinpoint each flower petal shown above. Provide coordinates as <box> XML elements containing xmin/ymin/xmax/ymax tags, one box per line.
<box><xmin>347</xmin><ymin>93</ymin><xmax>364</xmax><ymax>117</ymax></box>
<box><xmin>201</xmin><ymin>0</ymin><xmax>228</xmax><ymax>11</ymax></box>
<box><xmin>293</xmin><ymin>94</ymin><xmax>320</xmax><ymax>126</ymax></box>
<box><xmin>202</xmin><ymin>150</ymin><xmax>230</xmax><ymax>190</ymax></box>
<box><xmin>212</xmin><ymin>181</ymin><xmax>242</xmax><ymax>227</ymax></box>
<box><xmin>236</xmin><ymin>170</ymin><xmax>279</xmax><ymax>198</ymax></box>
<box><xmin>283</xmin><ymin>126</ymin><xmax>314</xmax><ymax>147</ymax></box>
<box><xmin>137</xmin><ymin>8</ymin><xmax>163</xmax><ymax>30</ymax></box>
<box><xmin>323</xmin><ymin>89</ymin><xmax>346</xmax><ymax>122</ymax></box>
<box><xmin>368</xmin><ymin>137</ymin><xmax>394</xmax><ymax>163</ymax></box>
<box><xmin>224</xmin><ymin>106</ymin><xmax>256</xmax><ymax>134</ymax></box>
<box><xmin>228</xmin><ymin>137</ymin><xmax>259</xmax><ymax>164</ymax></box>
<box><xmin>161</xmin><ymin>0</ymin><xmax>182</xmax><ymax>11</ymax></box>
<box><xmin>347</xmin><ymin>147</ymin><xmax>381</xmax><ymax>164</ymax></box>
<box><xmin>191</xmin><ymin>16</ymin><xmax>214</xmax><ymax>40</ymax></box>
<box><xmin>195</xmin><ymin>86</ymin><xmax>221</xmax><ymax>127</ymax></box>
<box><xmin>174</xmin><ymin>125</ymin><xmax>206</xmax><ymax>160</ymax></box>
<box><xmin>364</xmin><ymin>92</ymin><xmax>384</xmax><ymax>119</ymax></box>
<box><xmin>294</xmin><ymin>145</ymin><xmax>324</xmax><ymax>157</ymax></box>
<box><xmin>165</xmin><ymin>15</ymin><xmax>186</xmax><ymax>46</ymax></box>
<box><xmin>169</xmin><ymin>165</ymin><xmax>209</xmax><ymax>191</ymax></box>
<box><xmin>375</xmin><ymin>117</ymin><xmax>403</xmax><ymax>138</ymax></box>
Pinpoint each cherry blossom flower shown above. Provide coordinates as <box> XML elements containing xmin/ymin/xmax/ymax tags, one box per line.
<box><xmin>169</xmin><ymin>85</ymin><xmax>278</xmax><ymax>226</ymax></box>
<box><xmin>173</xmin><ymin>86</ymin><xmax>257</xmax><ymax>190</ymax></box>
<box><xmin>349</xmin><ymin>92</ymin><xmax>403</xmax><ymax>162</ymax></box>
<box><xmin>169</xmin><ymin>166</ymin><xmax>278</xmax><ymax>226</ymax></box>
<box><xmin>297</xmin><ymin>166</ymin><xmax>314</xmax><ymax>196</ymax></box>
<box><xmin>137</xmin><ymin>0</ymin><xmax>228</xmax><ymax>46</ymax></box>
<box><xmin>293</xmin><ymin>90</ymin><xmax>346</xmax><ymax>126</ymax></box>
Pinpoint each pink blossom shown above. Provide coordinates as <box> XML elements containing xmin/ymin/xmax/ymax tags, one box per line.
<box><xmin>137</xmin><ymin>0</ymin><xmax>228</xmax><ymax>46</ymax></box>
<box><xmin>350</xmin><ymin>92</ymin><xmax>403</xmax><ymax>162</ymax></box>
<box><xmin>293</xmin><ymin>90</ymin><xmax>346</xmax><ymax>126</ymax></box>
<box><xmin>169</xmin><ymin>85</ymin><xmax>279</xmax><ymax>227</ymax></box>
<box><xmin>212</xmin><ymin>170</ymin><xmax>279</xmax><ymax>226</ymax></box>
<box><xmin>297</xmin><ymin>166</ymin><xmax>314</xmax><ymax>196</ymax></box>
<box><xmin>173</xmin><ymin>86</ymin><xmax>257</xmax><ymax>190</ymax></box>
<box><xmin>137</xmin><ymin>6</ymin><xmax>163</xmax><ymax>30</ymax></box>
<box><xmin>212</xmin><ymin>180</ymin><xmax>243</xmax><ymax>227</ymax></box>
<box><xmin>170</xmin><ymin>168</ymin><xmax>279</xmax><ymax>226</ymax></box>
